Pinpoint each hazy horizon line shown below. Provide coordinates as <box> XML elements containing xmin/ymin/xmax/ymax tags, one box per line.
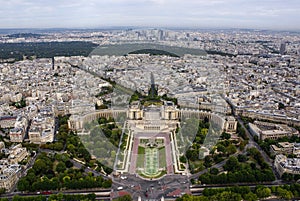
<box><xmin>0</xmin><ymin>26</ymin><xmax>299</xmax><ymax>33</ymax></box>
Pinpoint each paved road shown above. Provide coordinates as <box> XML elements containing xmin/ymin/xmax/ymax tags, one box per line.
<box><xmin>190</xmin><ymin>115</ymin><xmax>279</xmax><ymax>181</ymax></box>
<box><xmin>112</xmin><ymin>174</ymin><xmax>190</xmax><ymax>200</ymax></box>
<box><xmin>190</xmin><ymin>182</ymin><xmax>293</xmax><ymax>196</ymax></box>
<box><xmin>189</xmin><ymin>150</ymin><xmax>243</xmax><ymax>180</ymax></box>
<box><xmin>69</xmin><ymin>158</ymin><xmax>111</xmax><ymax>179</ymax></box>
<box><xmin>236</xmin><ymin>117</ymin><xmax>272</xmax><ymax>164</ymax></box>
<box><xmin>224</xmin><ymin>96</ymin><xmax>279</xmax><ymax>179</ymax></box>
<box><xmin>235</xmin><ymin>116</ymin><xmax>280</xmax><ymax>180</ymax></box>
<box><xmin>0</xmin><ymin>189</ymin><xmax>111</xmax><ymax>200</ymax></box>
<box><xmin>9</xmin><ymin>151</ymin><xmax>39</xmax><ymax>193</ymax></box>
<box><xmin>39</xmin><ymin>148</ymin><xmax>110</xmax><ymax>179</ymax></box>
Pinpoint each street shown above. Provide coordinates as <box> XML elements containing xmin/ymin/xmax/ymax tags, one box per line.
<box><xmin>112</xmin><ymin>174</ymin><xmax>190</xmax><ymax>200</ymax></box>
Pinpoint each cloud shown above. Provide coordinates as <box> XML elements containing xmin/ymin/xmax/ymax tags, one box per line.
<box><xmin>0</xmin><ymin>0</ymin><xmax>299</xmax><ymax>29</ymax></box>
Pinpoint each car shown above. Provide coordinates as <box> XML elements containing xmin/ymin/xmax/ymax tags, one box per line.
<box><xmin>41</xmin><ymin>191</ymin><xmax>52</xmax><ymax>195</ymax></box>
<box><xmin>117</xmin><ymin>186</ymin><xmax>123</xmax><ymax>190</ymax></box>
<box><xmin>120</xmin><ymin>176</ymin><xmax>127</xmax><ymax>180</ymax></box>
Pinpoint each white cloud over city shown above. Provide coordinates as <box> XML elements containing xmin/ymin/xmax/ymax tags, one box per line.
<box><xmin>0</xmin><ymin>0</ymin><xmax>299</xmax><ymax>30</ymax></box>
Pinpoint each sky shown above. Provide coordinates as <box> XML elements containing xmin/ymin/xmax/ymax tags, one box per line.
<box><xmin>0</xmin><ymin>0</ymin><xmax>299</xmax><ymax>30</ymax></box>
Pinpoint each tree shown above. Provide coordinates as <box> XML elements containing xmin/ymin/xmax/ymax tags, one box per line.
<box><xmin>102</xmin><ymin>179</ymin><xmax>112</xmax><ymax>188</ymax></box>
<box><xmin>177</xmin><ymin>194</ymin><xmax>209</xmax><ymax>201</ymax></box>
<box><xmin>67</xmin><ymin>144</ymin><xmax>76</xmax><ymax>153</ymax></box>
<box><xmin>204</xmin><ymin>155</ymin><xmax>213</xmax><ymax>168</ymax></box>
<box><xmin>221</xmin><ymin>132</ymin><xmax>231</xmax><ymax>140</ymax></box>
<box><xmin>255</xmin><ymin>187</ymin><xmax>271</xmax><ymax>198</ymax></box>
<box><xmin>282</xmin><ymin>172</ymin><xmax>294</xmax><ymax>181</ymax></box>
<box><xmin>278</xmin><ymin>102</ymin><xmax>285</xmax><ymax>110</ymax></box>
<box><xmin>33</xmin><ymin>159</ymin><xmax>48</xmax><ymax>175</ymax></box>
<box><xmin>224</xmin><ymin>156</ymin><xmax>240</xmax><ymax>172</ymax></box>
<box><xmin>78</xmin><ymin>147</ymin><xmax>91</xmax><ymax>162</ymax></box>
<box><xmin>201</xmin><ymin>128</ymin><xmax>209</xmax><ymax>136</ymax></box>
<box><xmin>180</xmin><ymin>155</ymin><xmax>187</xmax><ymax>163</ymax></box>
<box><xmin>56</xmin><ymin>162</ymin><xmax>67</xmax><ymax>173</ymax></box>
<box><xmin>65</xmin><ymin>160</ymin><xmax>73</xmax><ymax>168</ymax></box>
<box><xmin>26</xmin><ymin>172</ymin><xmax>37</xmax><ymax>184</ymax></box>
<box><xmin>237</xmin><ymin>154</ymin><xmax>247</xmax><ymax>162</ymax></box>
<box><xmin>186</xmin><ymin>149</ymin><xmax>198</xmax><ymax>161</ymax></box>
<box><xmin>250</xmin><ymin>163</ymin><xmax>256</xmax><ymax>170</ymax></box>
<box><xmin>226</xmin><ymin>144</ymin><xmax>237</xmax><ymax>155</ymax></box>
<box><xmin>53</xmin><ymin>142</ymin><xmax>64</xmax><ymax>151</ymax></box>
<box><xmin>50</xmin><ymin>177</ymin><xmax>60</xmax><ymax>190</ymax></box>
<box><xmin>0</xmin><ymin>188</ymin><xmax>5</xmax><ymax>195</ymax></box>
<box><xmin>239</xmin><ymin>140</ymin><xmax>248</xmax><ymax>151</ymax></box>
<box><xmin>243</xmin><ymin>192</ymin><xmax>258</xmax><ymax>201</ymax></box>
<box><xmin>63</xmin><ymin>175</ymin><xmax>71</xmax><ymax>183</ymax></box>
<box><xmin>14</xmin><ymin>98</ymin><xmax>26</xmax><ymax>109</ymax></box>
<box><xmin>114</xmin><ymin>195</ymin><xmax>132</xmax><ymax>201</ymax></box>
<box><xmin>17</xmin><ymin>178</ymin><xmax>30</xmax><ymax>191</ymax></box>
<box><xmin>210</xmin><ymin>168</ymin><xmax>219</xmax><ymax>175</ymax></box>
<box><xmin>48</xmin><ymin>194</ymin><xmax>63</xmax><ymax>201</ymax></box>
<box><xmin>211</xmin><ymin>191</ymin><xmax>242</xmax><ymax>201</ymax></box>
<box><xmin>199</xmin><ymin>174</ymin><xmax>212</xmax><ymax>184</ymax></box>
<box><xmin>57</xmin><ymin>131</ymin><xmax>68</xmax><ymax>142</ymax></box>
<box><xmin>217</xmin><ymin>144</ymin><xmax>226</xmax><ymax>153</ymax></box>
<box><xmin>276</xmin><ymin>187</ymin><xmax>293</xmax><ymax>200</ymax></box>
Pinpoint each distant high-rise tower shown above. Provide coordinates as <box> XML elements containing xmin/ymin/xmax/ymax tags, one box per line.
<box><xmin>280</xmin><ymin>42</ymin><xmax>286</xmax><ymax>55</ymax></box>
<box><xmin>158</xmin><ymin>30</ymin><xmax>164</xmax><ymax>41</ymax></box>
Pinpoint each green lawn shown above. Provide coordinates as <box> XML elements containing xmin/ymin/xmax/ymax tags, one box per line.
<box><xmin>158</xmin><ymin>147</ymin><xmax>166</xmax><ymax>168</ymax></box>
<box><xmin>137</xmin><ymin>154</ymin><xmax>144</xmax><ymax>168</ymax></box>
<box><xmin>136</xmin><ymin>141</ymin><xmax>168</xmax><ymax>178</ymax></box>
<box><xmin>137</xmin><ymin>146</ymin><xmax>145</xmax><ymax>168</ymax></box>
<box><xmin>138</xmin><ymin>146</ymin><xmax>145</xmax><ymax>154</ymax></box>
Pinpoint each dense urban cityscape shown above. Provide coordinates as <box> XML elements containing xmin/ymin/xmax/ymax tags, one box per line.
<box><xmin>0</xmin><ymin>27</ymin><xmax>299</xmax><ymax>201</ymax></box>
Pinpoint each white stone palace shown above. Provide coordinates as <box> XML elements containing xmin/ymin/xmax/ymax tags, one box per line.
<box><xmin>68</xmin><ymin>100</ymin><xmax>237</xmax><ymax>177</ymax></box>
<box><xmin>68</xmin><ymin>103</ymin><xmax>237</xmax><ymax>134</ymax></box>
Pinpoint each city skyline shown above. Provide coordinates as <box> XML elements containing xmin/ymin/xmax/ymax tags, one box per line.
<box><xmin>0</xmin><ymin>23</ymin><xmax>300</xmax><ymax>199</ymax></box>
<box><xmin>1</xmin><ymin>0</ymin><xmax>300</xmax><ymax>31</ymax></box>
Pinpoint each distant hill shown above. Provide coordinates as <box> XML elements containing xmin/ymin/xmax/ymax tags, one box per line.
<box><xmin>128</xmin><ymin>49</ymin><xmax>180</xmax><ymax>57</ymax></box>
<box><xmin>6</xmin><ymin>33</ymin><xmax>45</xmax><ymax>38</ymax></box>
